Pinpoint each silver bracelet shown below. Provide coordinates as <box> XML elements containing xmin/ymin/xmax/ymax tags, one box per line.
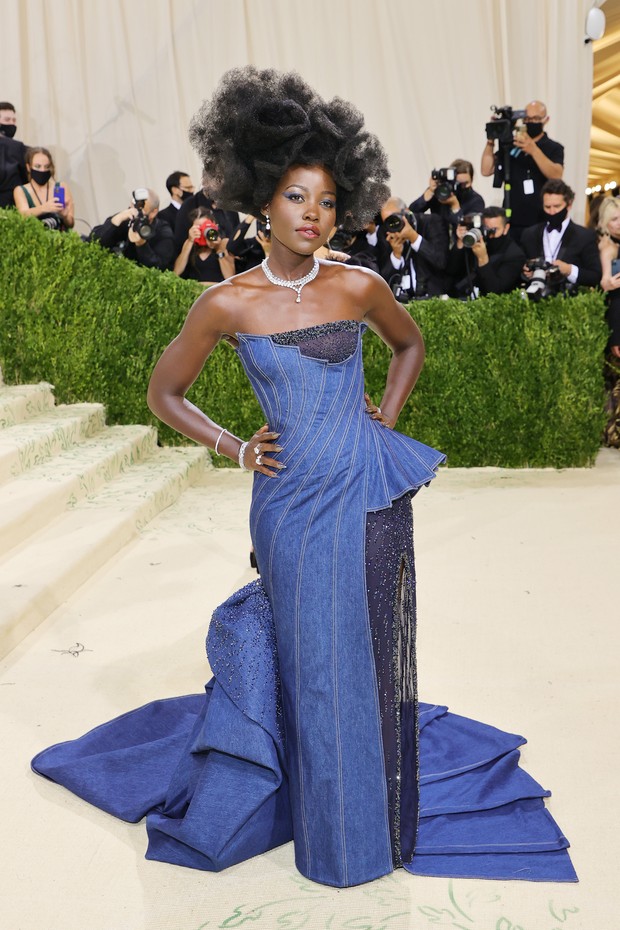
<box><xmin>214</xmin><ymin>427</ymin><xmax>228</xmax><ymax>455</ymax></box>
<box><xmin>238</xmin><ymin>440</ymin><xmax>250</xmax><ymax>472</ymax></box>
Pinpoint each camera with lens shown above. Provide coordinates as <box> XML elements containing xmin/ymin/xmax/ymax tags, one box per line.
<box><xmin>431</xmin><ymin>167</ymin><xmax>457</xmax><ymax>203</ymax></box>
<box><xmin>485</xmin><ymin>105</ymin><xmax>527</xmax><ymax>147</ymax></box>
<box><xmin>460</xmin><ymin>213</ymin><xmax>493</xmax><ymax>248</ymax></box>
<box><xmin>195</xmin><ymin>218</ymin><xmax>221</xmax><ymax>247</ymax></box>
<box><xmin>329</xmin><ymin>224</ymin><xmax>358</xmax><ymax>251</ymax></box>
<box><xmin>130</xmin><ymin>188</ymin><xmax>154</xmax><ymax>240</ymax></box>
<box><xmin>39</xmin><ymin>214</ymin><xmax>63</xmax><ymax>231</ymax></box>
<box><xmin>523</xmin><ymin>258</ymin><xmax>565</xmax><ymax>301</ymax></box>
<box><xmin>383</xmin><ymin>210</ymin><xmax>417</xmax><ymax>234</ymax></box>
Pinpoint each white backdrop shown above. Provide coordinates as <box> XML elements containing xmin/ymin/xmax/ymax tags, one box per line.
<box><xmin>0</xmin><ymin>0</ymin><xmax>594</xmax><ymax>230</ymax></box>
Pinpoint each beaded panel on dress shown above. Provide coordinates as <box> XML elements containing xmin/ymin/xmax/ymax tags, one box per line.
<box><xmin>269</xmin><ymin>320</ymin><xmax>360</xmax><ymax>362</ymax></box>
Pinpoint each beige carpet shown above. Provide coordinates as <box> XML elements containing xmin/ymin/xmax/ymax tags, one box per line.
<box><xmin>2</xmin><ymin>452</ymin><xmax>617</xmax><ymax>930</ymax></box>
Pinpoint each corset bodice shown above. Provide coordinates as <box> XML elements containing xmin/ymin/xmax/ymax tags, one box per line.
<box><xmin>235</xmin><ymin>320</ymin><xmax>444</xmax><ymax>513</ymax></box>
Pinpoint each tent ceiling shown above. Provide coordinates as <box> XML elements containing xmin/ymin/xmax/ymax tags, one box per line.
<box><xmin>590</xmin><ymin>0</ymin><xmax>620</xmax><ymax>185</ymax></box>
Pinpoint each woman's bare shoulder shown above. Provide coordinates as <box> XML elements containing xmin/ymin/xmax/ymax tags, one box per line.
<box><xmin>321</xmin><ymin>259</ymin><xmax>391</xmax><ymax>299</ymax></box>
<box><xmin>186</xmin><ymin>266</ymin><xmax>265</xmax><ymax>335</ymax></box>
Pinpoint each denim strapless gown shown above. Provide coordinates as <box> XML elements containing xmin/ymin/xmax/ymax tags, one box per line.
<box><xmin>32</xmin><ymin>321</ymin><xmax>576</xmax><ymax>887</ymax></box>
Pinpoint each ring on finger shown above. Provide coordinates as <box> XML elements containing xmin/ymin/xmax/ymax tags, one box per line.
<box><xmin>256</xmin><ymin>454</ymin><xmax>263</xmax><ymax>466</ymax></box>
<box><xmin>377</xmin><ymin>407</ymin><xmax>382</xmax><ymax>414</ymax></box>
<box><xmin>253</xmin><ymin>444</ymin><xmax>261</xmax><ymax>455</ymax></box>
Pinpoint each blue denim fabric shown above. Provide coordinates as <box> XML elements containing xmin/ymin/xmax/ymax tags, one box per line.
<box><xmin>236</xmin><ymin>326</ymin><xmax>443</xmax><ymax>886</ymax></box>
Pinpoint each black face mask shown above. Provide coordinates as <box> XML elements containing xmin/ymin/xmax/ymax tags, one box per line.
<box><xmin>526</xmin><ymin>122</ymin><xmax>544</xmax><ymax>138</ymax></box>
<box><xmin>180</xmin><ymin>189</ymin><xmax>193</xmax><ymax>201</ymax></box>
<box><xmin>455</xmin><ymin>183</ymin><xmax>471</xmax><ymax>203</ymax></box>
<box><xmin>0</xmin><ymin>123</ymin><xmax>17</xmax><ymax>139</ymax></box>
<box><xmin>545</xmin><ymin>206</ymin><xmax>569</xmax><ymax>231</ymax></box>
<box><xmin>30</xmin><ymin>168</ymin><xmax>52</xmax><ymax>186</ymax></box>
<box><xmin>485</xmin><ymin>233</ymin><xmax>503</xmax><ymax>254</ymax></box>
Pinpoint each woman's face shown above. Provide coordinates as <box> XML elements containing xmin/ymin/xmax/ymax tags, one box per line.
<box><xmin>606</xmin><ymin>207</ymin><xmax>620</xmax><ymax>238</ymax></box>
<box><xmin>266</xmin><ymin>164</ymin><xmax>337</xmax><ymax>255</ymax></box>
<box><xmin>29</xmin><ymin>153</ymin><xmax>51</xmax><ymax>174</ymax></box>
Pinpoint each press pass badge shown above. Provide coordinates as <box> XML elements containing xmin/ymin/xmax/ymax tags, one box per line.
<box><xmin>523</xmin><ymin>179</ymin><xmax>535</xmax><ymax>195</ymax></box>
<box><xmin>401</xmin><ymin>274</ymin><xmax>411</xmax><ymax>291</ymax></box>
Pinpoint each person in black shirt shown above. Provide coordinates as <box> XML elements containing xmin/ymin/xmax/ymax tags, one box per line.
<box><xmin>480</xmin><ymin>100</ymin><xmax>564</xmax><ymax>242</ymax></box>
<box><xmin>91</xmin><ymin>188</ymin><xmax>175</xmax><ymax>271</ymax></box>
<box><xmin>410</xmin><ymin>158</ymin><xmax>485</xmax><ymax>232</ymax></box>
<box><xmin>0</xmin><ymin>101</ymin><xmax>28</xmax><ymax>208</ymax></box>
<box><xmin>173</xmin><ymin>207</ymin><xmax>235</xmax><ymax>284</ymax></box>
<box><xmin>173</xmin><ymin>172</ymin><xmax>240</xmax><ymax>260</ymax></box>
<box><xmin>447</xmin><ymin>206</ymin><xmax>526</xmax><ymax>298</ymax></box>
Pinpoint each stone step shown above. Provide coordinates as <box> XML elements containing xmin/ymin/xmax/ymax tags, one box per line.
<box><xmin>0</xmin><ymin>424</ymin><xmax>157</xmax><ymax>558</ymax></box>
<box><xmin>0</xmin><ymin>445</ymin><xmax>208</xmax><ymax>658</ymax></box>
<box><xmin>0</xmin><ymin>382</ymin><xmax>56</xmax><ymax>430</ymax></box>
<box><xmin>0</xmin><ymin>403</ymin><xmax>106</xmax><ymax>484</ymax></box>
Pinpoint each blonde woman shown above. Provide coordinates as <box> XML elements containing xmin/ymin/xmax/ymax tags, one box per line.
<box><xmin>597</xmin><ymin>196</ymin><xmax>620</xmax><ymax>444</ymax></box>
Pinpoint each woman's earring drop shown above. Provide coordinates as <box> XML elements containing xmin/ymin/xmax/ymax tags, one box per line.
<box><xmin>265</xmin><ymin>214</ymin><xmax>270</xmax><ymax>231</ymax></box>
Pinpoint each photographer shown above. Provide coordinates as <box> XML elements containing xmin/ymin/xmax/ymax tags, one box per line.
<box><xmin>520</xmin><ymin>179</ymin><xmax>601</xmax><ymax>290</ymax></box>
<box><xmin>481</xmin><ymin>100</ymin><xmax>564</xmax><ymax>242</ymax></box>
<box><xmin>174</xmin><ymin>171</ymin><xmax>240</xmax><ymax>260</ymax></box>
<box><xmin>91</xmin><ymin>188</ymin><xmax>175</xmax><ymax>271</ymax></box>
<box><xmin>410</xmin><ymin>159</ymin><xmax>485</xmax><ymax>228</ymax></box>
<box><xmin>378</xmin><ymin>196</ymin><xmax>449</xmax><ymax>298</ymax></box>
<box><xmin>173</xmin><ymin>207</ymin><xmax>235</xmax><ymax>284</ymax></box>
<box><xmin>318</xmin><ymin>221</ymin><xmax>379</xmax><ymax>271</ymax></box>
<box><xmin>447</xmin><ymin>206</ymin><xmax>526</xmax><ymax>298</ymax></box>
<box><xmin>225</xmin><ymin>214</ymin><xmax>271</xmax><ymax>272</ymax></box>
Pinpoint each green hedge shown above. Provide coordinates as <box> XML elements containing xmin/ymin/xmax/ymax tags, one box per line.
<box><xmin>0</xmin><ymin>209</ymin><xmax>608</xmax><ymax>467</ymax></box>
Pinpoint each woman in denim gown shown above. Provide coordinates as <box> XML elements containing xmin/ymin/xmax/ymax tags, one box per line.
<box><xmin>32</xmin><ymin>67</ymin><xmax>576</xmax><ymax>887</ymax></box>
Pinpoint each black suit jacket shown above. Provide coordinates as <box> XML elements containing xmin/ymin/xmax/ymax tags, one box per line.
<box><xmin>0</xmin><ymin>135</ymin><xmax>28</xmax><ymax>207</ymax></box>
<box><xmin>520</xmin><ymin>220</ymin><xmax>601</xmax><ymax>288</ymax></box>
<box><xmin>378</xmin><ymin>213</ymin><xmax>449</xmax><ymax>297</ymax></box>
<box><xmin>447</xmin><ymin>235</ymin><xmax>526</xmax><ymax>297</ymax></box>
<box><xmin>158</xmin><ymin>202</ymin><xmax>181</xmax><ymax>232</ymax></box>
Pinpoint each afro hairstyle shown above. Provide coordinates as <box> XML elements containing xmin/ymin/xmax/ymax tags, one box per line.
<box><xmin>189</xmin><ymin>66</ymin><xmax>390</xmax><ymax>227</ymax></box>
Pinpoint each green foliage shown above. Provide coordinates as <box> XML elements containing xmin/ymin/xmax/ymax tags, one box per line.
<box><xmin>0</xmin><ymin>209</ymin><xmax>608</xmax><ymax>467</ymax></box>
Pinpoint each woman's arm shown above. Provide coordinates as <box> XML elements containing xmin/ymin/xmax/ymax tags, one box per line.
<box><xmin>209</xmin><ymin>236</ymin><xmax>236</xmax><ymax>279</ymax></box>
<box><xmin>599</xmin><ymin>235</ymin><xmax>620</xmax><ymax>291</ymax></box>
<box><xmin>173</xmin><ymin>237</ymin><xmax>194</xmax><ymax>276</ymax></box>
<box><xmin>13</xmin><ymin>185</ymin><xmax>64</xmax><ymax>219</ymax></box>
<box><xmin>356</xmin><ymin>269</ymin><xmax>426</xmax><ymax>428</ymax></box>
<box><xmin>146</xmin><ymin>287</ymin><xmax>282</xmax><ymax>474</ymax></box>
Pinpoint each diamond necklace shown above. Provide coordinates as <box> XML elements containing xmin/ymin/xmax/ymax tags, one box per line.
<box><xmin>261</xmin><ymin>257</ymin><xmax>320</xmax><ymax>303</ymax></box>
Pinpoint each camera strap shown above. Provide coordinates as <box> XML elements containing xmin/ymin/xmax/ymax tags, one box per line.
<box><xmin>463</xmin><ymin>248</ymin><xmax>477</xmax><ymax>300</ymax></box>
<box><xmin>400</xmin><ymin>241</ymin><xmax>416</xmax><ymax>293</ymax></box>
<box><xmin>389</xmin><ymin>241</ymin><xmax>416</xmax><ymax>300</ymax></box>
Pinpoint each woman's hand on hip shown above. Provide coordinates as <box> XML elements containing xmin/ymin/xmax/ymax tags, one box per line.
<box><xmin>243</xmin><ymin>424</ymin><xmax>285</xmax><ymax>477</ymax></box>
